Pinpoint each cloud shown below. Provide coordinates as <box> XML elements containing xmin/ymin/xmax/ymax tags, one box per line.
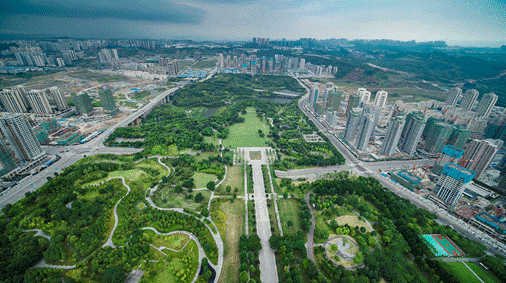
<box><xmin>0</xmin><ymin>0</ymin><xmax>204</xmax><ymax>24</ymax></box>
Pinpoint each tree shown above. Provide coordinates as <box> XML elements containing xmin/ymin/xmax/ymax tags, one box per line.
<box><xmin>104</xmin><ymin>266</ymin><xmax>125</xmax><ymax>283</ymax></box>
<box><xmin>360</xmin><ymin>227</ymin><xmax>366</xmax><ymax>233</ymax></box>
<box><xmin>195</xmin><ymin>193</ymin><xmax>204</xmax><ymax>203</ymax></box>
<box><xmin>240</xmin><ymin>271</ymin><xmax>249</xmax><ymax>283</ymax></box>
<box><xmin>226</xmin><ymin>186</ymin><xmax>231</xmax><ymax>193</ymax></box>
<box><xmin>206</xmin><ymin>181</ymin><xmax>215</xmax><ymax>191</ymax></box>
<box><xmin>287</xmin><ymin>220</ymin><xmax>293</xmax><ymax>227</ymax></box>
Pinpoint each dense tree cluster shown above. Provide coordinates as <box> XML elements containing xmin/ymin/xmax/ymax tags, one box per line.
<box><xmin>172</xmin><ymin>74</ymin><xmax>304</xmax><ymax>107</ymax></box>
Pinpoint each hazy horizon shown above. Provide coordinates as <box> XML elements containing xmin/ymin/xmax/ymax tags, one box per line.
<box><xmin>1</xmin><ymin>0</ymin><xmax>505</xmax><ymax>48</ymax></box>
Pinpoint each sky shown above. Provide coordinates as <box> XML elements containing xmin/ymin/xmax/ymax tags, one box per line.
<box><xmin>1</xmin><ymin>0</ymin><xmax>506</xmax><ymax>46</ymax></box>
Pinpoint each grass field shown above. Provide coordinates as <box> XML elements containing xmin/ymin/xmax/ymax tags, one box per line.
<box><xmin>213</xmin><ymin>200</ymin><xmax>244</xmax><ymax>283</ymax></box>
<box><xmin>192</xmin><ymin>59</ymin><xmax>217</xmax><ymax>69</ymax></box>
<box><xmin>144</xmin><ymin>240</ymin><xmax>199</xmax><ymax>283</ymax></box>
<box><xmin>278</xmin><ymin>199</ymin><xmax>302</xmax><ymax>236</ymax></box>
<box><xmin>156</xmin><ymin>187</ymin><xmax>211</xmax><ymax>211</ymax></box>
<box><xmin>144</xmin><ymin>230</ymin><xmax>190</xmax><ymax>251</ymax></box>
<box><xmin>444</xmin><ymin>262</ymin><xmax>488</xmax><ymax>283</ymax></box>
<box><xmin>221</xmin><ymin>108</ymin><xmax>271</xmax><ymax>149</ymax></box>
<box><xmin>193</xmin><ymin>172</ymin><xmax>217</xmax><ymax>188</ymax></box>
<box><xmin>332</xmin><ymin>215</ymin><xmax>371</xmax><ymax>232</ymax></box>
<box><xmin>217</xmin><ymin>165</ymin><xmax>244</xmax><ymax>195</ymax></box>
<box><xmin>203</xmin><ymin>135</ymin><xmax>220</xmax><ymax>147</ymax></box>
<box><xmin>467</xmin><ymin>262</ymin><xmax>502</xmax><ymax>283</ymax></box>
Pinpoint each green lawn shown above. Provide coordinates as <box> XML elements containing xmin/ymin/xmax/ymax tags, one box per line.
<box><xmin>156</xmin><ymin>187</ymin><xmax>211</xmax><ymax>211</ymax></box>
<box><xmin>203</xmin><ymin>135</ymin><xmax>220</xmax><ymax>147</ymax></box>
<box><xmin>213</xmin><ymin>200</ymin><xmax>244</xmax><ymax>283</ymax></box>
<box><xmin>217</xmin><ymin>165</ymin><xmax>244</xmax><ymax>195</ymax></box>
<box><xmin>467</xmin><ymin>262</ymin><xmax>502</xmax><ymax>283</ymax></box>
<box><xmin>222</xmin><ymin>108</ymin><xmax>272</xmax><ymax>149</ymax></box>
<box><xmin>192</xmin><ymin>59</ymin><xmax>217</xmax><ymax>69</ymax></box>
<box><xmin>278</xmin><ymin>199</ymin><xmax>302</xmax><ymax>236</ymax></box>
<box><xmin>444</xmin><ymin>262</ymin><xmax>486</xmax><ymax>283</ymax></box>
<box><xmin>193</xmin><ymin>172</ymin><xmax>217</xmax><ymax>188</ymax></box>
<box><xmin>143</xmin><ymin>240</ymin><xmax>199</xmax><ymax>283</ymax></box>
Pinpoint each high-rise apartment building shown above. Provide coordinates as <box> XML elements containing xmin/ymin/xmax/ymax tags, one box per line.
<box><xmin>434</xmin><ymin>145</ymin><xmax>465</xmax><ymax>174</ymax></box>
<box><xmin>355</xmin><ymin>113</ymin><xmax>376</xmax><ymax>151</ymax></box>
<box><xmin>374</xmin><ymin>90</ymin><xmax>388</xmax><ymax>108</ymax></box>
<box><xmin>26</xmin><ymin>90</ymin><xmax>52</xmax><ymax>114</ymax></box>
<box><xmin>344</xmin><ymin>108</ymin><xmax>362</xmax><ymax>141</ymax></box>
<box><xmin>345</xmin><ymin>94</ymin><xmax>361</xmax><ymax>118</ymax></box>
<box><xmin>448</xmin><ymin>126</ymin><xmax>470</xmax><ymax>149</ymax></box>
<box><xmin>356</xmin><ymin>88</ymin><xmax>371</xmax><ymax>106</ymax></box>
<box><xmin>309</xmin><ymin>85</ymin><xmax>319</xmax><ymax>110</ymax></box>
<box><xmin>399</xmin><ymin>112</ymin><xmax>425</xmax><ymax>156</ymax></box>
<box><xmin>435</xmin><ymin>163</ymin><xmax>474</xmax><ymax>207</ymax></box>
<box><xmin>218</xmin><ymin>53</ymin><xmax>224</xmax><ymax>68</ymax></box>
<box><xmin>476</xmin><ymin>92</ymin><xmax>498</xmax><ymax>118</ymax></box>
<box><xmin>0</xmin><ymin>89</ymin><xmax>28</xmax><ymax>113</ymax></box>
<box><xmin>459</xmin><ymin>89</ymin><xmax>479</xmax><ymax>111</ymax></box>
<box><xmin>0</xmin><ymin>138</ymin><xmax>17</xmax><ymax>177</ymax></box>
<box><xmin>380</xmin><ymin>115</ymin><xmax>405</xmax><ymax>156</ymax></box>
<box><xmin>445</xmin><ymin>87</ymin><xmax>462</xmax><ymax>106</ymax></box>
<box><xmin>460</xmin><ymin>139</ymin><xmax>503</xmax><ymax>179</ymax></box>
<box><xmin>72</xmin><ymin>93</ymin><xmax>94</xmax><ymax>115</ymax></box>
<box><xmin>330</xmin><ymin>91</ymin><xmax>343</xmax><ymax>112</ymax></box>
<box><xmin>99</xmin><ymin>89</ymin><xmax>118</xmax><ymax>114</ymax></box>
<box><xmin>425</xmin><ymin>122</ymin><xmax>453</xmax><ymax>153</ymax></box>
<box><xmin>48</xmin><ymin>86</ymin><xmax>69</xmax><ymax>111</ymax></box>
<box><xmin>0</xmin><ymin>114</ymin><xmax>44</xmax><ymax>161</ymax></box>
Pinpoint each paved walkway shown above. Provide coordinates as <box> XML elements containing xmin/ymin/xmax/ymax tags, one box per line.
<box><xmin>266</xmin><ymin>163</ymin><xmax>283</xmax><ymax>236</ymax></box>
<box><xmin>24</xmin><ymin>229</ymin><xmax>51</xmax><ymax>240</ymax></box>
<box><xmin>242</xmin><ymin>147</ymin><xmax>278</xmax><ymax>283</ymax></box>
<box><xmin>304</xmin><ymin>191</ymin><xmax>317</xmax><ymax>263</ymax></box>
<box><xmin>103</xmin><ymin>176</ymin><xmax>131</xmax><ymax>248</ymax></box>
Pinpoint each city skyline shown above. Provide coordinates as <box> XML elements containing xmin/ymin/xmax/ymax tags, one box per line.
<box><xmin>0</xmin><ymin>0</ymin><xmax>505</xmax><ymax>47</ymax></box>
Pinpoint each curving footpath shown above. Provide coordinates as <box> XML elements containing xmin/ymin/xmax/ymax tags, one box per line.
<box><xmin>141</xmin><ymin>227</ymin><xmax>209</xmax><ymax>283</ymax></box>
<box><xmin>145</xmin><ymin>186</ymin><xmax>224</xmax><ymax>282</ymax></box>
<box><xmin>102</xmin><ymin>176</ymin><xmax>131</xmax><ymax>248</ymax></box>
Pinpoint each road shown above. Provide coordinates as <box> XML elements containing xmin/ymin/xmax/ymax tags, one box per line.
<box><xmin>290</xmin><ymin>76</ymin><xmax>506</xmax><ymax>258</ymax></box>
<box><xmin>0</xmin><ymin>87</ymin><xmax>180</xmax><ymax>209</ymax></box>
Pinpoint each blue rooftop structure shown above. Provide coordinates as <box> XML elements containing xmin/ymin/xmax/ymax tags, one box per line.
<box><xmin>441</xmin><ymin>145</ymin><xmax>464</xmax><ymax>159</ymax></box>
<box><xmin>251</xmin><ymin>61</ymin><xmax>257</xmax><ymax>65</ymax></box>
<box><xmin>241</xmin><ymin>64</ymin><xmax>248</xmax><ymax>67</ymax></box>
<box><xmin>398</xmin><ymin>170</ymin><xmax>422</xmax><ymax>184</ymax></box>
<box><xmin>442</xmin><ymin>163</ymin><xmax>475</xmax><ymax>183</ymax></box>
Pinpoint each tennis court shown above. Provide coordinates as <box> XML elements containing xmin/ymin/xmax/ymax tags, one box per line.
<box><xmin>421</xmin><ymin>234</ymin><xmax>465</xmax><ymax>257</ymax></box>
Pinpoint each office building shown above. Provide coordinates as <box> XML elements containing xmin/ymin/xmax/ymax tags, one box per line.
<box><xmin>445</xmin><ymin>87</ymin><xmax>462</xmax><ymax>106</ymax></box>
<box><xmin>380</xmin><ymin>115</ymin><xmax>405</xmax><ymax>156</ymax></box>
<box><xmin>399</xmin><ymin>112</ymin><xmax>426</xmax><ymax>156</ymax></box>
<box><xmin>0</xmin><ymin>138</ymin><xmax>17</xmax><ymax>177</ymax></box>
<box><xmin>72</xmin><ymin>93</ymin><xmax>94</xmax><ymax>115</ymax></box>
<box><xmin>0</xmin><ymin>89</ymin><xmax>28</xmax><ymax>113</ymax></box>
<box><xmin>460</xmin><ymin>139</ymin><xmax>503</xmax><ymax>179</ymax></box>
<box><xmin>425</xmin><ymin>122</ymin><xmax>453</xmax><ymax>153</ymax></box>
<box><xmin>448</xmin><ymin>126</ymin><xmax>470</xmax><ymax>149</ymax></box>
<box><xmin>355</xmin><ymin>113</ymin><xmax>376</xmax><ymax>151</ymax></box>
<box><xmin>357</xmin><ymin>88</ymin><xmax>371</xmax><ymax>106</ymax></box>
<box><xmin>344</xmin><ymin>108</ymin><xmax>361</xmax><ymax>141</ymax></box>
<box><xmin>459</xmin><ymin>89</ymin><xmax>479</xmax><ymax>111</ymax></box>
<box><xmin>26</xmin><ymin>90</ymin><xmax>52</xmax><ymax>114</ymax></box>
<box><xmin>434</xmin><ymin>145</ymin><xmax>465</xmax><ymax>174</ymax></box>
<box><xmin>476</xmin><ymin>92</ymin><xmax>498</xmax><ymax>117</ymax></box>
<box><xmin>345</xmin><ymin>94</ymin><xmax>361</xmax><ymax>118</ymax></box>
<box><xmin>0</xmin><ymin>114</ymin><xmax>44</xmax><ymax>161</ymax></box>
<box><xmin>48</xmin><ymin>86</ymin><xmax>69</xmax><ymax>111</ymax></box>
<box><xmin>435</xmin><ymin>163</ymin><xmax>475</xmax><ymax>207</ymax></box>
<box><xmin>99</xmin><ymin>89</ymin><xmax>118</xmax><ymax>114</ymax></box>
<box><xmin>374</xmin><ymin>90</ymin><xmax>388</xmax><ymax>108</ymax></box>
